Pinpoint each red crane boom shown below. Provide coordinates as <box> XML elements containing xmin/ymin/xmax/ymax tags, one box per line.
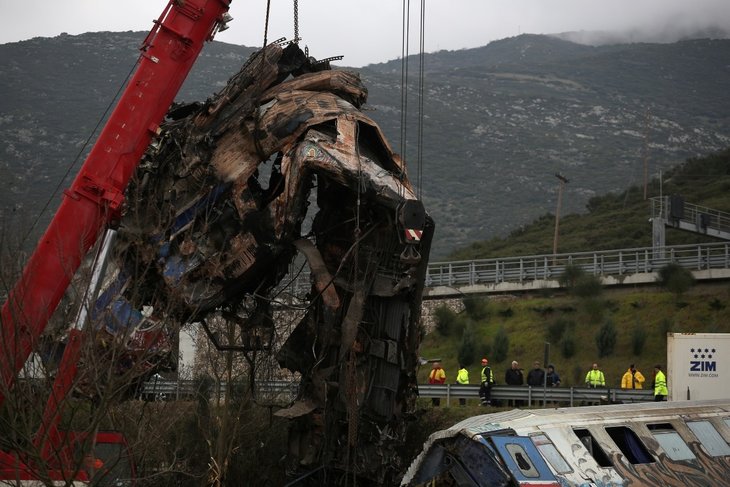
<box><xmin>0</xmin><ymin>0</ymin><xmax>231</xmax><ymax>406</ymax></box>
<box><xmin>0</xmin><ymin>3</ymin><xmax>232</xmax><ymax>482</ymax></box>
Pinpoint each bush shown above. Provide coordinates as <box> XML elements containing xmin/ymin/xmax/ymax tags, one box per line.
<box><xmin>480</xmin><ymin>341</ymin><xmax>492</xmax><ymax>358</ymax></box>
<box><xmin>463</xmin><ymin>296</ymin><xmax>490</xmax><ymax>321</ymax></box>
<box><xmin>434</xmin><ymin>306</ymin><xmax>458</xmax><ymax>336</ymax></box>
<box><xmin>560</xmin><ymin>330</ymin><xmax>576</xmax><ymax>359</ymax></box>
<box><xmin>546</xmin><ymin>318</ymin><xmax>574</xmax><ymax>344</ymax></box>
<box><xmin>709</xmin><ymin>298</ymin><xmax>725</xmax><ymax>311</ymax></box>
<box><xmin>595</xmin><ymin>320</ymin><xmax>618</xmax><ymax>357</ymax></box>
<box><xmin>582</xmin><ymin>297</ymin><xmax>606</xmax><ymax>323</ymax></box>
<box><xmin>498</xmin><ymin>307</ymin><xmax>514</xmax><ymax>318</ymax></box>
<box><xmin>457</xmin><ymin>325</ymin><xmax>477</xmax><ymax>367</ymax></box>
<box><xmin>559</xmin><ymin>263</ymin><xmax>585</xmax><ymax>289</ymax></box>
<box><xmin>632</xmin><ymin>320</ymin><xmax>647</xmax><ymax>355</ymax></box>
<box><xmin>572</xmin><ymin>274</ymin><xmax>603</xmax><ymax>299</ymax></box>
<box><xmin>492</xmin><ymin>327</ymin><xmax>510</xmax><ymax>363</ymax></box>
<box><xmin>657</xmin><ymin>263</ymin><xmax>695</xmax><ymax>297</ymax></box>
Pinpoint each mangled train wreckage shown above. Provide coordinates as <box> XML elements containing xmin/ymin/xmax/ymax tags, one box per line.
<box><xmin>402</xmin><ymin>400</ymin><xmax>730</xmax><ymax>486</ymax></box>
<box><xmin>105</xmin><ymin>42</ymin><xmax>433</xmax><ymax>483</ymax></box>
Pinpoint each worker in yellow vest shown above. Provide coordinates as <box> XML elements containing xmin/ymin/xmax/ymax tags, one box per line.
<box><xmin>585</xmin><ymin>362</ymin><xmax>606</xmax><ymax>388</ymax></box>
<box><xmin>621</xmin><ymin>364</ymin><xmax>645</xmax><ymax>389</ymax></box>
<box><xmin>653</xmin><ymin>364</ymin><xmax>668</xmax><ymax>401</ymax></box>
<box><xmin>479</xmin><ymin>358</ymin><xmax>495</xmax><ymax>406</ymax></box>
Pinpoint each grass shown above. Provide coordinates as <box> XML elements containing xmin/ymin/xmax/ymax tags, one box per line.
<box><xmin>449</xmin><ymin>148</ymin><xmax>730</xmax><ymax>261</ymax></box>
<box><xmin>418</xmin><ymin>283</ymin><xmax>730</xmax><ymax>388</ymax></box>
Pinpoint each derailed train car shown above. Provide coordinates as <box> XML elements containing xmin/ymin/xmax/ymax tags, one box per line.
<box><xmin>402</xmin><ymin>400</ymin><xmax>730</xmax><ymax>486</ymax></box>
<box><xmin>98</xmin><ymin>41</ymin><xmax>433</xmax><ymax>483</ymax></box>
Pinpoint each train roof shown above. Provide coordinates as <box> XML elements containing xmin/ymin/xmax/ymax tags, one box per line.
<box><xmin>403</xmin><ymin>399</ymin><xmax>730</xmax><ymax>484</ymax></box>
<box><xmin>450</xmin><ymin>399</ymin><xmax>730</xmax><ymax>437</ymax></box>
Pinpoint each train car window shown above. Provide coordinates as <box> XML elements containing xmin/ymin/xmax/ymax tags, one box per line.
<box><xmin>530</xmin><ymin>434</ymin><xmax>573</xmax><ymax>474</ymax></box>
<box><xmin>605</xmin><ymin>426</ymin><xmax>654</xmax><ymax>464</ymax></box>
<box><xmin>687</xmin><ymin>421</ymin><xmax>730</xmax><ymax>457</ymax></box>
<box><xmin>504</xmin><ymin>444</ymin><xmax>540</xmax><ymax>478</ymax></box>
<box><xmin>573</xmin><ymin>429</ymin><xmax>613</xmax><ymax>467</ymax></box>
<box><xmin>647</xmin><ymin>423</ymin><xmax>696</xmax><ymax>461</ymax></box>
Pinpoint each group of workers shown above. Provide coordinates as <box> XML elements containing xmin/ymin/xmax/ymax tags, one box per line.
<box><xmin>585</xmin><ymin>362</ymin><xmax>668</xmax><ymax>401</ymax></box>
<box><xmin>428</xmin><ymin>359</ymin><xmax>669</xmax><ymax>406</ymax></box>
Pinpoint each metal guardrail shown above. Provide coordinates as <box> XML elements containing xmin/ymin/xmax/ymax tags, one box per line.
<box><xmin>276</xmin><ymin>242</ymin><xmax>730</xmax><ymax>296</ymax></box>
<box><xmin>417</xmin><ymin>384</ymin><xmax>654</xmax><ymax>408</ymax></box>
<box><xmin>140</xmin><ymin>379</ymin><xmax>298</xmax><ymax>402</ymax></box>
<box><xmin>142</xmin><ymin>380</ymin><xmax>653</xmax><ymax>408</ymax></box>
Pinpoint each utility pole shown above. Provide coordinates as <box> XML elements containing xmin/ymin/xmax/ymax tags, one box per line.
<box><xmin>642</xmin><ymin>108</ymin><xmax>650</xmax><ymax>200</ymax></box>
<box><xmin>553</xmin><ymin>173</ymin><xmax>569</xmax><ymax>261</ymax></box>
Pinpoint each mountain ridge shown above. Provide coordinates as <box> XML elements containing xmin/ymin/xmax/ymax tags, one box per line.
<box><xmin>1</xmin><ymin>32</ymin><xmax>729</xmax><ymax>257</ymax></box>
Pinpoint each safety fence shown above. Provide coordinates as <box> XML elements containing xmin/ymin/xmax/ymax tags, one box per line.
<box><xmin>424</xmin><ymin>242</ymin><xmax>730</xmax><ymax>289</ymax></box>
<box><xmin>651</xmin><ymin>196</ymin><xmax>730</xmax><ymax>237</ymax></box>
<box><xmin>141</xmin><ymin>379</ymin><xmax>654</xmax><ymax>408</ymax></box>
<box><xmin>417</xmin><ymin>384</ymin><xmax>654</xmax><ymax>408</ymax></box>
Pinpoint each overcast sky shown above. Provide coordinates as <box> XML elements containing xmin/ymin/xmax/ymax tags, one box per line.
<box><xmin>1</xmin><ymin>0</ymin><xmax>729</xmax><ymax>66</ymax></box>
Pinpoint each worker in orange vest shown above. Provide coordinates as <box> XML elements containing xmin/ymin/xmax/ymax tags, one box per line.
<box><xmin>428</xmin><ymin>362</ymin><xmax>446</xmax><ymax>406</ymax></box>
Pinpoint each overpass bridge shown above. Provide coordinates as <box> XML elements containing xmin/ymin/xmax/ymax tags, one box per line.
<box><xmin>282</xmin><ymin>241</ymin><xmax>730</xmax><ymax>299</ymax></box>
<box><xmin>424</xmin><ymin>242</ymin><xmax>730</xmax><ymax>298</ymax></box>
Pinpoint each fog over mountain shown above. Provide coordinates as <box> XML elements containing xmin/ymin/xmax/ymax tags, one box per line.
<box><xmin>557</xmin><ymin>25</ymin><xmax>730</xmax><ymax>46</ymax></box>
<box><xmin>2</xmin><ymin>0</ymin><xmax>729</xmax><ymax>67</ymax></box>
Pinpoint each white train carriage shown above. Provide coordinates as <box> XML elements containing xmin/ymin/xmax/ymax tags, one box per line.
<box><xmin>402</xmin><ymin>399</ymin><xmax>730</xmax><ymax>486</ymax></box>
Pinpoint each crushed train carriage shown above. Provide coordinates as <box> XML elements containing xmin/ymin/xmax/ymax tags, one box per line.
<box><xmin>110</xmin><ymin>42</ymin><xmax>433</xmax><ymax>483</ymax></box>
<box><xmin>402</xmin><ymin>399</ymin><xmax>730</xmax><ymax>486</ymax></box>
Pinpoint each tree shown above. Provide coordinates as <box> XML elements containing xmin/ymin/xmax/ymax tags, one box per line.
<box><xmin>0</xmin><ymin>232</ymin><xmax>243</xmax><ymax>487</ymax></box>
<box><xmin>595</xmin><ymin>320</ymin><xmax>618</xmax><ymax>357</ymax></box>
<box><xmin>559</xmin><ymin>263</ymin><xmax>585</xmax><ymax>289</ymax></box>
<box><xmin>631</xmin><ymin>320</ymin><xmax>647</xmax><ymax>355</ymax></box>
<box><xmin>657</xmin><ymin>263</ymin><xmax>695</xmax><ymax>298</ymax></box>
<box><xmin>462</xmin><ymin>296</ymin><xmax>490</xmax><ymax>321</ymax></box>
<box><xmin>546</xmin><ymin>318</ymin><xmax>574</xmax><ymax>344</ymax></box>
<box><xmin>492</xmin><ymin>327</ymin><xmax>510</xmax><ymax>363</ymax></box>
<box><xmin>560</xmin><ymin>331</ymin><xmax>576</xmax><ymax>359</ymax></box>
<box><xmin>457</xmin><ymin>325</ymin><xmax>477</xmax><ymax>367</ymax></box>
<box><xmin>572</xmin><ymin>275</ymin><xmax>603</xmax><ymax>299</ymax></box>
<box><xmin>433</xmin><ymin>306</ymin><xmax>458</xmax><ymax>336</ymax></box>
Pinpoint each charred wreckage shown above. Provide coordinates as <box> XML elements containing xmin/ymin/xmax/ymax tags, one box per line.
<box><xmin>92</xmin><ymin>42</ymin><xmax>434</xmax><ymax>483</ymax></box>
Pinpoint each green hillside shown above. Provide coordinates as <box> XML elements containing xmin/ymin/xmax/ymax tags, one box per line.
<box><xmin>417</xmin><ymin>286</ymin><xmax>730</xmax><ymax>389</ymax></box>
<box><xmin>420</xmin><ymin>149</ymin><xmax>730</xmax><ymax>389</ymax></box>
<box><xmin>450</xmin><ymin>147</ymin><xmax>730</xmax><ymax>260</ymax></box>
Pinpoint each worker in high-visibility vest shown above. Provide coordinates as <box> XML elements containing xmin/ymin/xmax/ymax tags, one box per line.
<box><xmin>653</xmin><ymin>364</ymin><xmax>668</xmax><ymax>401</ymax></box>
<box><xmin>479</xmin><ymin>358</ymin><xmax>495</xmax><ymax>406</ymax></box>
<box><xmin>456</xmin><ymin>363</ymin><xmax>469</xmax><ymax>406</ymax></box>
<box><xmin>428</xmin><ymin>362</ymin><xmax>446</xmax><ymax>406</ymax></box>
<box><xmin>585</xmin><ymin>362</ymin><xmax>606</xmax><ymax>388</ymax></box>
<box><xmin>621</xmin><ymin>364</ymin><xmax>645</xmax><ymax>389</ymax></box>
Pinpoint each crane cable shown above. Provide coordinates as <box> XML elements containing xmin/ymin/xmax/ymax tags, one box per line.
<box><xmin>400</xmin><ymin>0</ymin><xmax>427</xmax><ymax>201</ymax></box>
<box><xmin>399</xmin><ymin>0</ymin><xmax>410</xmax><ymax>184</ymax></box>
<box><xmin>417</xmin><ymin>0</ymin><xmax>426</xmax><ymax>200</ymax></box>
<box><xmin>262</xmin><ymin>0</ymin><xmax>271</xmax><ymax>47</ymax></box>
<box><xmin>293</xmin><ymin>0</ymin><xmax>299</xmax><ymax>43</ymax></box>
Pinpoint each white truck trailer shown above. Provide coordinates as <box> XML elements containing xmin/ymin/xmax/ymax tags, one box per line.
<box><xmin>667</xmin><ymin>332</ymin><xmax>730</xmax><ymax>401</ymax></box>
